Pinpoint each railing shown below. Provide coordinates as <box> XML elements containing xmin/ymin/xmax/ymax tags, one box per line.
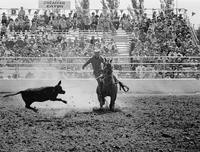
<box><xmin>185</xmin><ymin>14</ymin><xmax>200</xmax><ymax>47</ymax></box>
<box><xmin>190</xmin><ymin>26</ymin><xmax>200</xmax><ymax>48</ymax></box>
<box><xmin>1</xmin><ymin>56</ymin><xmax>200</xmax><ymax>80</ymax></box>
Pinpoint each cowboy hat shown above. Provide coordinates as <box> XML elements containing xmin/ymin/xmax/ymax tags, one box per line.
<box><xmin>94</xmin><ymin>49</ymin><xmax>100</xmax><ymax>53</ymax></box>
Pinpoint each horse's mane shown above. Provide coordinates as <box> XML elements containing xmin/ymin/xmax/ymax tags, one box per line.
<box><xmin>103</xmin><ymin>58</ymin><xmax>113</xmax><ymax>74</ymax></box>
<box><xmin>102</xmin><ymin>58</ymin><xmax>116</xmax><ymax>85</ymax></box>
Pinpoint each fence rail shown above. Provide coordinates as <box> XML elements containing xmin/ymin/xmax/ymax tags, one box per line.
<box><xmin>0</xmin><ymin>56</ymin><xmax>200</xmax><ymax>80</ymax></box>
<box><xmin>2</xmin><ymin>56</ymin><xmax>200</xmax><ymax>59</ymax></box>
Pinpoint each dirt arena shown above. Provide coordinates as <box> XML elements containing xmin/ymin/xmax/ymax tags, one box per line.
<box><xmin>0</xmin><ymin>92</ymin><xmax>200</xmax><ymax>152</ymax></box>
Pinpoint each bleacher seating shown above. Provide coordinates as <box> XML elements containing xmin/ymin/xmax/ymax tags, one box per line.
<box><xmin>0</xmin><ymin>7</ymin><xmax>200</xmax><ymax>79</ymax></box>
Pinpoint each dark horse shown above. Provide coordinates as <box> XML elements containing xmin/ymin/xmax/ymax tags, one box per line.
<box><xmin>96</xmin><ymin>58</ymin><xmax>129</xmax><ymax>111</ymax></box>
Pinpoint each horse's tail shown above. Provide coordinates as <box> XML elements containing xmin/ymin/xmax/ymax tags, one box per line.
<box><xmin>118</xmin><ymin>81</ymin><xmax>129</xmax><ymax>92</ymax></box>
<box><xmin>3</xmin><ymin>91</ymin><xmax>21</xmax><ymax>98</ymax></box>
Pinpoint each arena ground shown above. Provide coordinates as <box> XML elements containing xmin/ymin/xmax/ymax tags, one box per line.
<box><xmin>0</xmin><ymin>91</ymin><xmax>200</xmax><ymax>151</ymax></box>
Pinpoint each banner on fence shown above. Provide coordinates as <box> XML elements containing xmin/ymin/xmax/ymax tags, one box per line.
<box><xmin>39</xmin><ymin>0</ymin><xmax>71</xmax><ymax>10</ymax></box>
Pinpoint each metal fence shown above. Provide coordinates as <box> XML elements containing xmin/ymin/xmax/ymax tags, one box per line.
<box><xmin>0</xmin><ymin>56</ymin><xmax>200</xmax><ymax>80</ymax></box>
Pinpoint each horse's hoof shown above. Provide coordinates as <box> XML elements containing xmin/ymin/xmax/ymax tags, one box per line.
<box><xmin>109</xmin><ymin>108</ymin><xmax>114</xmax><ymax>112</ymax></box>
<box><xmin>33</xmin><ymin>109</ymin><xmax>38</xmax><ymax>113</ymax></box>
<box><xmin>63</xmin><ymin>101</ymin><xmax>67</xmax><ymax>104</ymax></box>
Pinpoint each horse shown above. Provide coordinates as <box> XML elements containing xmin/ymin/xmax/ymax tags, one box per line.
<box><xmin>96</xmin><ymin>58</ymin><xmax>129</xmax><ymax>111</ymax></box>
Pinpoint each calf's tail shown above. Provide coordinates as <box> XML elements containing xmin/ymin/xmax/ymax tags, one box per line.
<box><xmin>118</xmin><ymin>81</ymin><xmax>129</xmax><ymax>92</ymax></box>
<box><xmin>3</xmin><ymin>91</ymin><xmax>21</xmax><ymax>97</ymax></box>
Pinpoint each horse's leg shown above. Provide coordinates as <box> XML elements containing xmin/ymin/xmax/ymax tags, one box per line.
<box><xmin>97</xmin><ymin>94</ymin><xmax>104</xmax><ymax>108</ymax></box>
<box><xmin>97</xmin><ymin>86</ymin><xmax>105</xmax><ymax>109</ymax></box>
<box><xmin>110</xmin><ymin>94</ymin><xmax>117</xmax><ymax>111</ymax></box>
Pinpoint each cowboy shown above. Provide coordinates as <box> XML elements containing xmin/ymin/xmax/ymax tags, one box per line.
<box><xmin>82</xmin><ymin>48</ymin><xmax>108</xmax><ymax>97</ymax></box>
<box><xmin>82</xmin><ymin>49</ymin><xmax>129</xmax><ymax>93</ymax></box>
<box><xmin>82</xmin><ymin>48</ymin><xmax>104</xmax><ymax>85</ymax></box>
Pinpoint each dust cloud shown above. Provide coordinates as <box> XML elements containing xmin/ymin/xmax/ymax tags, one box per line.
<box><xmin>27</xmin><ymin>63</ymin><xmax>101</xmax><ymax>114</ymax></box>
<box><xmin>5</xmin><ymin>61</ymin><xmax>133</xmax><ymax>117</ymax></box>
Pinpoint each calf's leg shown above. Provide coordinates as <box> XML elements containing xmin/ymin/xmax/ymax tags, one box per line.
<box><xmin>25</xmin><ymin>104</ymin><xmax>38</xmax><ymax>112</ymax></box>
<box><xmin>21</xmin><ymin>95</ymin><xmax>38</xmax><ymax>112</ymax></box>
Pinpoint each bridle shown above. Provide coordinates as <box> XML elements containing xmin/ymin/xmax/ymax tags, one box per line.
<box><xmin>96</xmin><ymin>58</ymin><xmax>113</xmax><ymax>81</ymax></box>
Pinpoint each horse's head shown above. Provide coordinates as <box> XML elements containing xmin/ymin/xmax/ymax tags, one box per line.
<box><xmin>103</xmin><ymin>58</ymin><xmax>113</xmax><ymax>75</ymax></box>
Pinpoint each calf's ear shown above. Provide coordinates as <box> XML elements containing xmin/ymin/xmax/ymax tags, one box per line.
<box><xmin>57</xmin><ymin>80</ymin><xmax>61</xmax><ymax>86</ymax></box>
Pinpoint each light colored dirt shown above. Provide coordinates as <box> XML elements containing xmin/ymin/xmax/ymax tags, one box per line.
<box><xmin>0</xmin><ymin>93</ymin><xmax>200</xmax><ymax>152</ymax></box>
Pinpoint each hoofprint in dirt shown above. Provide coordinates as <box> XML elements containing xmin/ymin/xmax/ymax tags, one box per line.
<box><xmin>0</xmin><ymin>94</ymin><xmax>200</xmax><ymax>152</ymax></box>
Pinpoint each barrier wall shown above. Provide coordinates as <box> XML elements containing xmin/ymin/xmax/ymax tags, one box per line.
<box><xmin>1</xmin><ymin>79</ymin><xmax>200</xmax><ymax>94</ymax></box>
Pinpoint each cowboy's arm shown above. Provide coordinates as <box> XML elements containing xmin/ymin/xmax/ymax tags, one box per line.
<box><xmin>82</xmin><ymin>58</ymin><xmax>92</xmax><ymax>69</ymax></box>
<box><xmin>99</xmin><ymin>56</ymin><xmax>105</xmax><ymax>72</ymax></box>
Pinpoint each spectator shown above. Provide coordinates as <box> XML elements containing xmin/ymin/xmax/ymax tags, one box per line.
<box><xmin>79</xmin><ymin>36</ymin><xmax>85</xmax><ymax>50</ymax></box>
<box><xmin>15</xmin><ymin>36</ymin><xmax>26</xmax><ymax>48</ymax></box>
<box><xmin>90</xmin><ymin>36</ymin><xmax>96</xmax><ymax>46</ymax></box>
<box><xmin>73</xmin><ymin>37</ymin><xmax>79</xmax><ymax>47</ymax></box>
<box><xmin>18</xmin><ymin>15</ymin><xmax>25</xmax><ymax>32</ymax></box>
<box><xmin>112</xmin><ymin>11</ymin><xmax>120</xmax><ymax>30</ymax></box>
<box><xmin>51</xmin><ymin>16</ymin><xmax>60</xmax><ymax>31</ymax></box>
<box><xmin>90</xmin><ymin>12</ymin><xmax>97</xmax><ymax>30</ymax></box>
<box><xmin>43</xmin><ymin>11</ymin><xmax>50</xmax><ymax>25</ymax></box>
<box><xmin>8</xmin><ymin>19</ymin><xmax>15</xmax><ymax>32</ymax></box>
<box><xmin>1</xmin><ymin>24</ymin><xmax>7</xmax><ymax>38</ymax></box>
<box><xmin>18</xmin><ymin>6</ymin><xmax>25</xmax><ymax>19</ymax></box>
<box><xmin>65</xmin><ymin>13</ymin><xmax>72</xmax><ymax>32</ymax></box>
<box><xmin>37</xmin><ymin>15</ymin><xmax>46</xmax><ymax>28</ymax></box>
<box><xmin>24</xmin><ymin>16</ymin><xmax>30</xmax><ymax>31</ymax></box>
<box><xmin>29</xmin><ymin>35</ymin><xmax>36</xmax><ymax>46</ymax></box>
<box><xmin>84</xmin><ymin>15</ymin><xmax>90</xmax><ymax>30</ymax></box>
<box><xmin>59</xmin><ymin>17</ymin><xmax>67</xmax><ymax>32</ymax></box>
<box><xmin>1</xmin><ymin>12</ymin><xmax>8</xmax><ymax>26</ymax></box>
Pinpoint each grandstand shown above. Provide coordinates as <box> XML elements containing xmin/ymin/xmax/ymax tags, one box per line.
<box><xmin>0</xmin><ymin>5</ymin><xmax>200</xmax><ymax>80</ymax></box>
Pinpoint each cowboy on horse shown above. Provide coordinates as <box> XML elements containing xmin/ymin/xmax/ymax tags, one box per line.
<box><xmin>82</xmin><ymin>49</ymin><xmax>129</xmax><ymax>98</ymax></box>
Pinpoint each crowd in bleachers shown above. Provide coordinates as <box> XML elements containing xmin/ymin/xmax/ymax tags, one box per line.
<box><xmin>0</xmin><ymin>31</ymin><xmax>118</xmax><ymax>58</ymax></box>
<box><xmin>0</xmin><ymin>6</ymin><xmax>200</xmax><ymax>79</ymax></box>
<box><xmin>129</xmin><ymin>10</ymin><xmax>200</xmax><ymax>79</ymax></box>
<box><xmin>0</xmin><ymin>7</ymin><xmax>124</xmax><ymax>34</ymax></box>
<box><xmin>130</xmin><ymin>11</ymin><xmax>198</xmax><ymax>56</ymax></box>
<box><xmin>0</xmin><ymin>7</ymin><xmax>119</xmax><ymax>59</ymax></box>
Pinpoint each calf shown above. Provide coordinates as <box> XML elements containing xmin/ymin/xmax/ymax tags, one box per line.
<box><xmin>3</xmin><ymin>80</ymin><xmax>67</xmax><ymax>112</ymax></box>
